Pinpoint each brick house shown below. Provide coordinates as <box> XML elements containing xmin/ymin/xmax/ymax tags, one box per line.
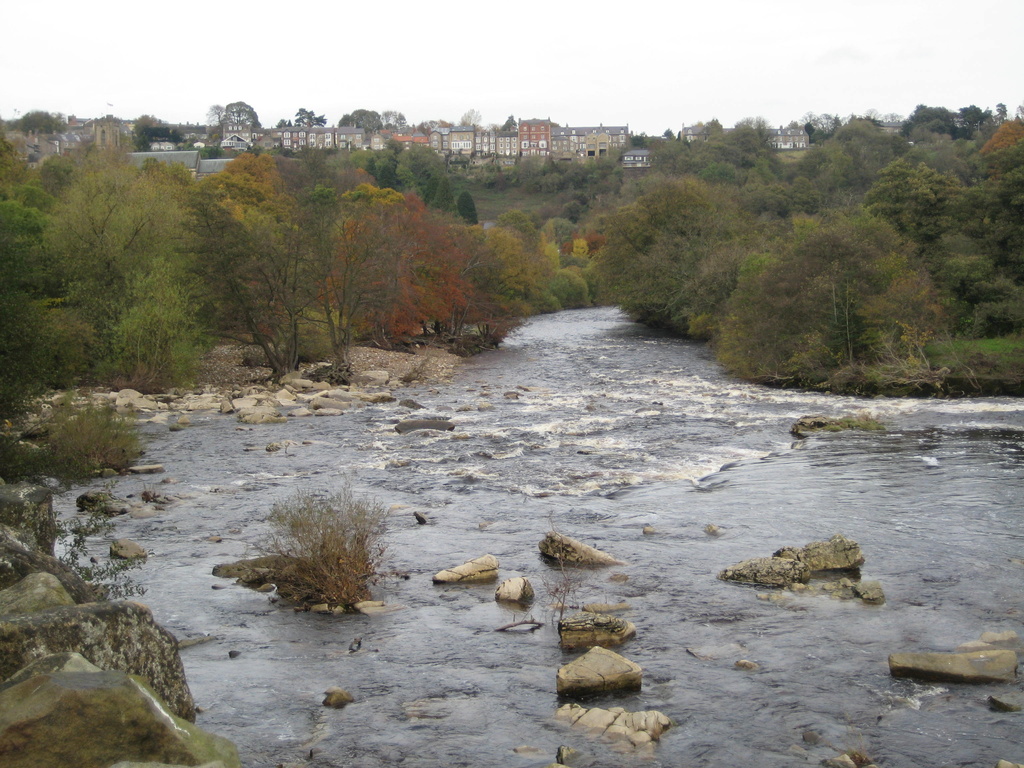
<box><xmin>519</xmin><ymin>118</ymin><xmax>553</xmax><ymax>156</ymax></box>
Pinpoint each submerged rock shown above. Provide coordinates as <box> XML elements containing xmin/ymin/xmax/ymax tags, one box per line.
<box><xmin>718</xmin><ymin>557</ymin><xmax>810</xmax><ymax>588</ymax></box>
<box><xmin>323</xmin><ymin>687</ymin><xmax>354</xmax><ymax>708</ymax></box>
<box><xmin>432</xmin><ymin>554</ymin><xmax>499</xmax><ymax>583</ymax></box>
<box><xmin>555</xmin><ymin>703</ymin><xmax>671</xmax><ymax>748</ymax></box>
<box><xmin>558</xmin><ymin>611</ymin><xmax>636</xmax><ymax>650</ymax></box>
<box><xmin>539</xmin><ymin>531</ymin><xmax>624</xmax><ymax>566</ymax></box>
<box><xmin>888</xmin><ymin>650</ymin><xmax>1018</xmax><ymax>684</ymax></box>
<box><xmin>395</xmin><ymin>419</ymin><xmax>455</xmax><ymax>434</ymax></box>
<box><xmin>556</xmin><ymin>646</ymin><xmax>642</xmax><ymax>695</ymax></box>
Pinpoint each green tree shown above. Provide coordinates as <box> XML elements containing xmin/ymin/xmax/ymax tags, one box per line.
<box><xmin>456</xmin><ymin>190</ymin><xmax>478</xmax><ymax>224</ymax></box>
<box><xmin>12</xmin><ymin>110</ymin><xmax>65</xmax><ymax>134</ymax></box>
<box><xmin>295</xmin><ymin>108</ymin><xmax>327</xmax><ymax>127</ymax></box>
<box><xmin>864</xmin><ymin>159</ymin><xmax>962</xmax><ymax>252</ymax></box>
<box><xmin>339</xmin><ymin>109</ymin><xmax>383</xmax><ymax>132</ymax></box>
<box><xmin>224</xmin><ymin>101</ymin><xmax>261</xmax><ymax>128</ymax></box>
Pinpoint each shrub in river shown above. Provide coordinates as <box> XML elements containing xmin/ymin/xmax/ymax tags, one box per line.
<box><xmin>258</xmin><ymin>486</ymin><xmax>388</xmax><ymax>609</ymax></box>
<box><xmin>57</xmin><ymin>492</ymin><xmax>146</xmax><ymax>599</ymax></box>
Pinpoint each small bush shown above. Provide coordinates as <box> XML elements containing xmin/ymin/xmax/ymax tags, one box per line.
<box><xmin>258</xmin><ymin>486</ymin><xmax>388</xmax><ymax>609</ymax></box>
<box><xmin>41</xmin><ymin>399</ymin><xmax>142</xmax><ymax>482</ymax></box>
<box><xmin>57</xmin><ymin>496</ymin><xmax>145</xmax><ymax>599</ymax></box>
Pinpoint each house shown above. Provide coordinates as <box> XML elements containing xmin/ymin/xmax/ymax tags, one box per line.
<box><xmin>519</xmin><ymin>118</ymin><xmax>553</xmax><ymax>156</ymax></box>
<box><xmin>767</xmin><ymin>126</ymin><xmax>809</xmax><ymax>150</ymax></box>
<box><xmin>681</xmin><ymin>125</ymin><xmax>711</xmax><ymax>142</ymax></box>
<box><xmin>621</xmin><ymin>148</ymin><xmax>651</xmax><ymax>168</ymax></box>
<box><xmin>128</xmin><ymin>151</ymin><xmax>231</xmax><ymax>178</ymax></box>
<box><xmin>551</xmin><ymin>124</ymin><xmax>630</xmax><ymax>159</ymax></box>
<box><xmin>431</xmin><ymin>126</ymin><xmax>474</xmax><ymax>155</ymax></box>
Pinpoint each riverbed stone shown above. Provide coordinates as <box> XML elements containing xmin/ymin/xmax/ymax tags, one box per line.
<box><xmin>539</xmin><ymin>531</ymin><xmax>624</xmax><ymax>566</ymax></box>
<box><xmin>718</xmin><ymin>556</ymin><xmax>811</xmax><ymax>587</ymax></box>
<box><xmin>989</xmin><ymin>692</ymin><xmax>1024</xmax><ymax>711</ymax></box>
<box><xmin>0</xmin><ymin>483</ymin><xmax>56</xmax><ymax>555</ymax></box>
<box><xmin>111</xmin><ymin>539</ymin><xmax>147</xmax><ymax>560</ymax></box>
<box><xmin>774</xmin><ymin>534</ymin><xmax>865</xmax><ymax>572</ymax></box>
<box><xmin>323</xmin><ymin>686</ymin><xmax>354</xmax><ymax>708</ymax></box>
<box><xmin>495</xmin><ymin>576</ymin><xmax>534</xmax><ymax>603</ymax></box>
<box><xmin>0</xmin><ymin>572</ymin><xmax>75</xmax><ymax>615</ymax></box>
<box><xmin>432</xmin><ymin>554</ymin><xmax>499</xmax><ymax>583</ymax></box>
<box><xmin>352</xmin><ymin>369</ymin><xmax>390</xmax><ymax>386</ymax></box>
<box><xmin>236</xmin><ymin>406</ymin><xmax>287</xmax><ymax>425</ymax></box>
<box><xmin>558</xmin><ymin>611</ymin><xmax>636</xmax><ymax>650</ymax></box>
<box><xmin>0</xmin><ymin>600</ymin><xmax>195</xmax><ymax>721</ymax></box>
<box><xmin>556</xmin><ymin>646</ymin><xmax>642</xmax><ymax>695</ymax></box>
<box><xmin>888</xmin><ymin>650</ymin><xmax>1018</xmax><ymax>684</ymax></box>
<box><xmin>852</xmin><ymin>580</ymin><xmax>886</xmax><ymax>604</ymax></box>
<box><xmin>0</xmin><ymin>662</ymin><xmax>239</xmax><ymax>768</ymax></box>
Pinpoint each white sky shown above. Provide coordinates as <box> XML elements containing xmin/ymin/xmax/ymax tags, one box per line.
<box><xmin>3</xmin><ymin>0</ymin><xmax>1021</xmax><ymax>135</ymax></box>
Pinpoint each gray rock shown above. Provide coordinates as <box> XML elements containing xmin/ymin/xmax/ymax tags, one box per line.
<box><xmin>717</xmin><ymin>557</ymin><xmax>811</xmax><ymax>587</ymax></box>
<box><xmin>0</xmin><ymin>572</ymin><xmax>75</xmax><ymax>615</ymax></box>
<box><xmin>236</xmin><ymin>406</ymin><xmax>287</xmax><ymax>425</ymax></box>
<box><xmin>558</xmin><ymin>612</ymin><xmax>636</xmax><ymax>650</ymax></box>
<box><xmin>0</xmin><ymin>600</ymin><xmax>195</xmax><ymax>721</ymax></box>
<box><xmin>399</xmin><ymin>399</ymin><xmax>424</xmax><ymax>409</ymax></box>
<box><xmin>539</xmin><ymin>531</ymin><xmax>624</xmax><ymax>566</ymax></box>
<box><xmin>395</xmin><ymin>419</ymin><xmax>455</xmax><ymax>434</ymax></box>
<box><xmin>556</xmin><ymin>646</ymin><xmax>642</xmax><ymax>695</ymax></box>
<box><xmin>0</xmin><ymin>525</ymin><xmax>98</xmax><ymax>603</ymax></box>
<box><xmin>852</xmin><ymin>580</ymin><xmax>885</xmax><ymax>604</ymax></box>
<box><xmin>352</xmin><ymin>370</ymin><xmax>390</xmax><ymax>387</ymax></box>
<box><xmin>773</xmin><ymin>534</ymin><xmax>864</xmax><ymax>572</ymax></box>
<box><xmin>0</xmin><ymin>664</ymin><xmax>238</xmax><ymax>768</ymax></box>
<box><xmin>432</xmin><ymin>555</ymin><xmax>499</xmax><ymax>583</ymax></box>
<box><xmin>888</xmin><ymin>650</ymin><xmax>1018</xmax><ymax>684</ymax></box>
<box><xmin>0</xmin><ymin>483</ymin><xmax>56</xmax><ymax>555</ymax></box>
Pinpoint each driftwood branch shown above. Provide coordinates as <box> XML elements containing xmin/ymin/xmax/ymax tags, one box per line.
<box><xmin>495</xmin><ymin>619</ymin><xmax>544</xmax><ymax>632</ymax></box>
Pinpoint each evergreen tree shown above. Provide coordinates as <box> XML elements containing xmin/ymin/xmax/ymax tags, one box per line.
<box><xmin>456</xmin><ymin>190</ymin><xmax>478</xmax><ymax>224</ymax></box>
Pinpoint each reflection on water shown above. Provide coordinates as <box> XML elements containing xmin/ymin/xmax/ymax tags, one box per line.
<box><xmin>58</xmin><ymin>308</ymin><xmax>1024</xmax><ymax>767</ymax></box>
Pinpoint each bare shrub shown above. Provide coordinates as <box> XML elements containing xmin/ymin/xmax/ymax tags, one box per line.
<box><xmin>258</xmin><ymin>486</ymin><xmax>388</xmax><ymax>609</ymax></box>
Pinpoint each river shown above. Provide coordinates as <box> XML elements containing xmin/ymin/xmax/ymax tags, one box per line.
<box><xmin>57</xmin><ymin>307</ymin><xmax>1024</xmax><ymax>768</ymax></box>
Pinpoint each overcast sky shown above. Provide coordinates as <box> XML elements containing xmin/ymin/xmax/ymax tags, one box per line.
<box><xmin>3</xmin><ymin>0</ymin><xmax>1021</xmax><ymax>135</ymax></box>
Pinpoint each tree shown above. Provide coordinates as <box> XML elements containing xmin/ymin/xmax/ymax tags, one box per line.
<box><xmin>339</xmin><ymin>109</ymin><xmax>383</xmax><ymax>132</ymax></box>
<box><xmin>206</xmin><ymin>104</ymin><xmax>226</xmax><ymax>138</ymax></box>
<box><xmin>501</xmin><ymin>115</ymin><xmax>517</xmax><ymax>132</ymax></box>
<box><xmin>864</xmin><ymin>158</ymin><xmax>962</xmax><ymax>252</ymax></box>
<box><xmin>459</xmin><ymin>109</ymin><xmax>482</xmax><ymax>128</ymax></box>
<box><xmin>456</xmin><ymin>190</ymin><xmax>478</xmax><ymax>224</ymax></box>
<box><xmin>380</xmin><ymin>110</ymin><xmax>407</xmax><ymax>131</ymax></box>
<box><xmin>224</xmin><ymin>101</ymin><xmax>260</xmax><ymax>128</ymax></box>
<box><xmin>12</xmin><ymin>110</ymin><xmax>65</xmax><ymax>134</ymax></box>
<box><xmin>295</xmin><ymin>108</ymin><xmax>327</xmax><ymax>128</ymax></box>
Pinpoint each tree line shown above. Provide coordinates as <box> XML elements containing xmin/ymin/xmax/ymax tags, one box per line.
<box><xmin>591</xmin><ymin>108</ymin><xmax>1024</xmax><ymax>394</ymax></box>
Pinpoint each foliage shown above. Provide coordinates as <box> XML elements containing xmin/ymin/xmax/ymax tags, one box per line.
<box><xmin>57</xmin><ymin>494</ymin><xmax>145</xmax><ymax>599</ymax></box>
<box><xmin>224</xmin><ymin>101</ymin><xmax>260</xmax><ymax>128</ymax></box>
<box><xmin>294</xmin><ymin>108</ymin><xmax>327</xmax><ymax>128</ymax></box>
<box><xmin>257</xmin><ymin>486</ymin><xmax>388</xmax><ymax>609</ymax></box>
<box><xmin>41</xmin><ymin>399</ymin><xmax>141</xmax><ymax>480</ymax></box>
<box><xmin>456</xmin><ymin>189</ymin><xmax>478</xmax><ymax>224</ymax></box>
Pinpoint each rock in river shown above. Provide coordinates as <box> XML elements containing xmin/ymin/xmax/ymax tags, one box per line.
<box><xmin>558</xmin><ymin>611</ymin><xmax>636</xmax><ymax>650</ymax></box>
<box><xmin>539</xmin><ymin>531</ymin><xmax>624</xmax><ymax>566</ymax></box>
<box><xmin>773</xmin><ymin>534</ymin><xmax>865</xmax><ymax>572</ymax></box>
<box><xmin>717</xmin><ymin>556</ymin><xmax>811</xmax><ymax>588</ymax></box>
<box><xmin>556</xmin><ymin>646</ymin><xmax>642</xmax><ymax>695</ymax></box>
<box><xmin>432</xmin><ymin>554</ymin><xmax>499</xmax><ymax>583</ymax></box>
<box><xmin>888</xmin><ymin>650</ymin><xmax>1018</xmax><ymax>684</ymax></box>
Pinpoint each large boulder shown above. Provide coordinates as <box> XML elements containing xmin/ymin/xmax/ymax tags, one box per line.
<box><xmin>432</xmin><ymin>555</ymin><xmax>499</xmax><ymax>583</ymax></box>
<box><xmin>556</xmin><ymin>646</ymin><xmax>642</xmax><ymax>695</ymax></box>
<box><xmin>236</xmin><ymin>406</ymin><xmax>287</xmax><ymax>425</ymax></box>
<box><xmin>0</xmin><ymin>653</ymin><xmax>238</xmax><ymax>768</ymax></box>
<box><xmin>555</xmin><ymin>703</ymin><xmax>672</xmax><ymax>748</ymax></box>
<box><xmin>0</xmin><ymin>600</ymin><xmax>195</xmax><ymax>721</ymax></box>
<box><xmin>213</xmin><ymin>555</ymin><xmax>294</xmax><ymax>588</ymax></box>
<box><xmin>774</xmin><ymin>534</ymin><xmax>865</xmax><ymax>572</ymax></box>
<box><xmin>888</xmin><ymin>650</ymin><xmax>1018</xmax><ymax>684</ymax></box>
<box><xmin>0</xmin><ymin>525</ymin><xmax>98</xmax><ymax>603</ymax></box>
<box><xmin>558</xmin><ymin>612</ymin><xmax>636</xmax><ymax>650</ymax></box>
<box><xmin>0</xmin><ymin>572</ymin><xmax>75</xmax><ymax>615</ymax></box>
<box><xmin>0</xmin><ymin>483</ymin><xmax>57</xmax><ymax>555</ymax></box>
<box><xmin>718</xmin><ymin>556</ymin><xmax>811</xmax><ymax>587</ymax></box>
<box><xmin>539</xmin><ymin>531</ymin><xmax>624</xmax><ymax>566</ymax></box>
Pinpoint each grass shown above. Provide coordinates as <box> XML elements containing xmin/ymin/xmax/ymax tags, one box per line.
<box><xmin>458</xmin><ymin>180</ymin><xmax>564</xmax><ymax>222</ymax></box>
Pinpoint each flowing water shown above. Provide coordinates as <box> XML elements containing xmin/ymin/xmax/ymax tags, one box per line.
<box><xmin>57</xmin><ymin>307</ymin><xmax>1024</xmax><ymax>768</ymax></box>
